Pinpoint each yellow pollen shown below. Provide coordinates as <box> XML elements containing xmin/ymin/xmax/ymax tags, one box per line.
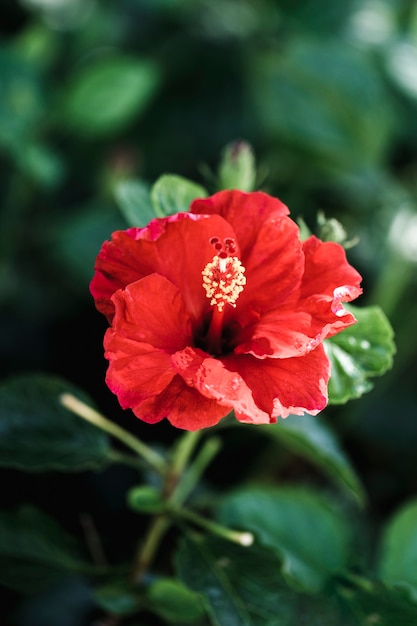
<box><xmin>202</xmin><ymin>255</ymin><xmax>246</xmax><ymax>311</ymax></box>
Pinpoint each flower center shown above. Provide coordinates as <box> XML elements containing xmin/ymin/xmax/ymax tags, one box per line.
<box><xmin>201</xmin><ymin>237</ymin><xmax>246</xmax><ymax>355</ymax></box>
<box><xmin>202</xmin><ymin>237</ymin><xmax>246</xmax><ymax>312</ymax></box>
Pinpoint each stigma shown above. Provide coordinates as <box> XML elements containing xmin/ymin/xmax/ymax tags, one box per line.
<box><xmin>202</xmin><ymin>237</ymin><xmax>246</xmax><ymax>311</ymax></box>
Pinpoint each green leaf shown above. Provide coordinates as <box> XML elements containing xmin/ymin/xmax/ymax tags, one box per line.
<box><xmin>176</xmin><ymin>535</ymin><xmax>357</xmax><ymax>626</ymax></box>
<box><xmin>325</xmin><ymin>304</ymin><xmax>395</xmax><ymax>404</ymax></box>
<box><xmin>146</xmin><ymin>578</ymin><xmax>206</xmax><ymax>623</ymax></box>
<box><xmin>0</xmin><ymin>506</ymin><xmax>88</xmax><ymax>593</ymax></box>
<box><xmin>177</xmin><ymin>535</ymin><xmax>283</xmax><ymax>626</ymax></box>
<box><xmin>250</xmin><ymin>39</ymin><xmax>393</xmax><ymax>173</ymax></box>
<box><xmin>216</xmin><ymin>487</ymin><xmax>351</xmax><ymax>592</ymax></box>
<box><xmin>258</xmin><ymin>414</ymin><xmax>365</xmax><ymax>505</ymax></box>
<box><xmin>63</xmin><ymin>55</ymin><xmax>160</xmax><ymax>136</ymax></box>
<box><xmin>378</xmin><ymin>498</ymin><xmax>417</xmax><ymax>599</ymax></box>
<box><xmin>114</xmin><ymin>179</ymin><xmax>155</xmax><ymax>227</ymax></box>
<box><xmin>151</xmin><ymin>174</ymin><xmax>208</xmax><ymax>217</ymax></box>
<box><xmin>0</xmin><ymin>374</ymin><xmax>110</xmax><ymax>471</ymax></box>
<box><xmin>218</xmin><ymin>141</ymin><xmax>256</xmax><ymax>192</ymax></box>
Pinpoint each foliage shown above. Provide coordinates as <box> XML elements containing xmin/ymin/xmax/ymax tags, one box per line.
<box><xmin>1</xmin><ymin>0</ymin><xmax>416</xmax><ymax>624</ymax></box>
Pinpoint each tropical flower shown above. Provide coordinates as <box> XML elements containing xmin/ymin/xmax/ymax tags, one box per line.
<box><xmin>90</xmin><ymin>190</ymin><xmax>362</xmax><ymax>430</ymax></box>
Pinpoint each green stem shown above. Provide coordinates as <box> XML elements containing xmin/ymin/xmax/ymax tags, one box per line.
<box><xmin>170</xmin><ymin>436</ymin><xmax>222</xmax><ymax>507</ymax></box>
<box><xmin>60</xmin><ymin>393</ymin><xmax>168</xmax><ymax>475</ymax></box>
<box><xmin>172</xmin><ymin>506</ymin><xmax>254</xmax><ymax>547</ymax></box>
<box><xmin>164</xmin><ymin>430</ymin><xmax>203</xmax><ymax>497</ymax></box>
<box><xmin>107</xmin><ymin>449</ymin><xmax>147</xmax><ymax>471</ymax></box>
<box><xmin>131</xmin><ymin>515</ymin><xmax>170</xmax><ymax>584</ymax></box>
<box><xmin>171</xmin><ymin>430</ymin><xmax>202</xmax><ymax>476</ymax></box>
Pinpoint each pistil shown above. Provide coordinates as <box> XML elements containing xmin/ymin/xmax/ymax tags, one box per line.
<box><xmin>201</xmin><ymin>236</ymin><xmax>246</xmax><ymax>354</ymax></box>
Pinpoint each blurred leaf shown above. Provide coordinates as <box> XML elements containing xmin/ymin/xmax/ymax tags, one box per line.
<box><xmin>259</xmin><ymin>414</ymin><xmax>365</xmax><ymax>505</ymax></box>
<box><xmin>48</xmin><ymin>203</ymin><xmax>126</xmax><ymax>286</ymax></box>
<box><xmin>325</xmin><ymin>305</ymin><xmax>395</xmax><ymax>404</ymax></box>
<box><xmin>63</xmin><ymin>55</ymin><xmax>160</xmax><ymax>136</ymax></box>
<box><xmin>385</xmin><ymin>40</ymin><xmax>417</xmax><ymax>101</ymax></box>
<box><xmin>218</xmin><ymin>141</ymin><xmax>256</xmax><ymax>192</ymax></box>
<box><xmin>94</xmin><ymin>581</ymin><xmax>139</xmax><ymax>616</ymax></box>
<box><xmin>216</xmin><ymin>486</ymin><xmax>350</xmax><ymax>592</ymax></box>
<box><xmin>13</xmin><ymin>22</ymin><xmax>60</xmax><ymax>71</ymax></box>
<box><xmin>15</xmin><ymin>142</ymin><xmax>65</xmax><ymax>188</ymax></box>
<box><xmin>0</xmin><ymin>506</ymin><xmax>88</xmax><ymax>594</ymax></box>
<box><xmin>378</xmin><ymin>498</ymin><xmax>417</xmax><ymax>599</ymax></box>
<box><xmin>250</xmin><ymin>38</ymin><xmax>393</xmax><ymax>173</ymax></box>
<box><xmin>176</xmin><ymin>535</ymin><xmax>357</xmax><ymax>626</ymax></box>
<box><xmin>151</xmin><ymin>174</ymin><xmax>208</xmax><ymax>216</ymax></box>
<box><xmin>146</xmin><ymin>577</ymin><xmax>206</xmax><ymax>623</ymax></box>
<box><xmin>0</xmin><ymin>374</ymin><xmax>110</xmax><ymax>471</ymax></box>
<box><xmin>114</xmin><ymin>180</ymin><xmax>155</xmax><ymax>226</ymax></box>
<box><xmin>339</xmin><ymin>579</ymin><xmax>417</xmax><ymax>626</ymax></box>
<box><xmin>0</xmin><ymin>48</ymin><xmax>45</xmax><ymax>149</ymax></box>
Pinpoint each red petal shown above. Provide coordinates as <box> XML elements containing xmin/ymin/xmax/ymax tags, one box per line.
<box><xmin>223</xmin><ymin>345</ymin><xmax>330</xmax><ymax>421</ymax></box>
<box><xmin>90</xmin><ymin>212</ymin><xmax>238</xmax><ymax>323</ymax></box>
<box><xmin>104</xmin><ymin>274</ymin><xmax>193</xmax><ymax>411</ymax></box>
<box><xmin>235</xmin><ymin>310</ymin><xmax>316</xmax><ymax>358</ymax></box>
<box><xmin>134</xmin><ymin>375</ymin><xmax>228</xmax><ymax>430</ymax></box>
<box><xmin>300</xmin><ymin>237</ymin><xmax>363</xmax><ymax>338</ymax></box>
<box><xmin>171</xmin><ymin>346</ymin><xmax>273</xmax><ymax>424</ymax></box>
<box><xmin>191</xmin><ymin>190</ymin><xmax>289</xmax><ymax>261</ymax></box>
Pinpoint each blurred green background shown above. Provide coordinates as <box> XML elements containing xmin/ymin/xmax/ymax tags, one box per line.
<box><xmin>1</xmin><ymin>0</ymin><xmax>417</xmax><ymax>623</ymax></box>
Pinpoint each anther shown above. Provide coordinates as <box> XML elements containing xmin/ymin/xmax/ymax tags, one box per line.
<box><xmin>202</xmin><ymin>250</ymin><xmax>246</xmax><ymax>311</ymax></box>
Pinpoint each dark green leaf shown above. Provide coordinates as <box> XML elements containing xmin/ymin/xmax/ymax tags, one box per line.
<box><xmin>176</xmin><ymin>535</ymin><xmax>358</xmax><ymax>626</ymax></box>
<box><xmin>63</xmin><ymin>55</ymin><xmax>160</xmax><ymax>136</ymax></box>
<box><xmin>326</xmin><ymin>305</ymin><xmax>395</xmax><ymax>404</ymax></box>
<box><xmin>339</xmin><ymin>579</ymin><xmax>417</xmax><ymax>626</ymax></box>
<box><xmin>0</xmin><ymin>374</ymin><xmax>110</xmax><ymax>471</ymax></box>
<box><xmin>218</xmin><ymin>141</ymin><xmax>256</xmax><ymax>192</ymax></box>
<box><xmin>114</xmin><ymin>180</ymin><xmax>155</xmax><ymax>227</ymax></box>
<box><xmin>146</xmin><ymin>577</ymin><xmax>206</xmax><ymax>623</ymax></box>
<box><xmin>378</xmin><ymin>497</ymin><xmax>417</xmax><ymax>598</ymax></box>
<box><xmin>151</xmin><ymin>175</ymin><xmax>207</xmax><ymax>216</ymax></box>
<box><xmin>258</xmin><ymin>414</ymin><xmax>365</xmax><ymax>505</ymax></box>
<box><xmin>0</xmin><ymin>506</ymin><xmax>88</xmax><ymax>593</ymax></box>
<box><xmin>216</xmin><ymin>487</ymin><xmax>351</xmax><ymax>592</ymax></box>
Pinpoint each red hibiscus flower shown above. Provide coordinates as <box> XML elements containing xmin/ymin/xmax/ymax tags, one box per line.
<box><xmin>90</xmin><ymin>190</ymin><xmax>362</xmax><ymax>430</ymax></box>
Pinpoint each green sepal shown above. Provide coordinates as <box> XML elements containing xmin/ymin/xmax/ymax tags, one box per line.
<box><xmin>94</xmin><ymin>580</ymin><xmax>140</xmax><ymax>616</ymax></box>
<box><xmin>114</xmin><ymin>179</ymin><xmax>155</xmax><ymax>227</ymax></box>
<box><xmin>127</xmin><ymin>485</ymin><xmax>165</xmax><ymax>514</ymax></box>
<box><xmin>151</xmin><ymin>174</ymin><xmax>207</xmax><ymax>216</ymax></box>
<box><xmin>217</xmin><ymin>141</ymin><xmax>256</xmax><ymax>192</ymax></box>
